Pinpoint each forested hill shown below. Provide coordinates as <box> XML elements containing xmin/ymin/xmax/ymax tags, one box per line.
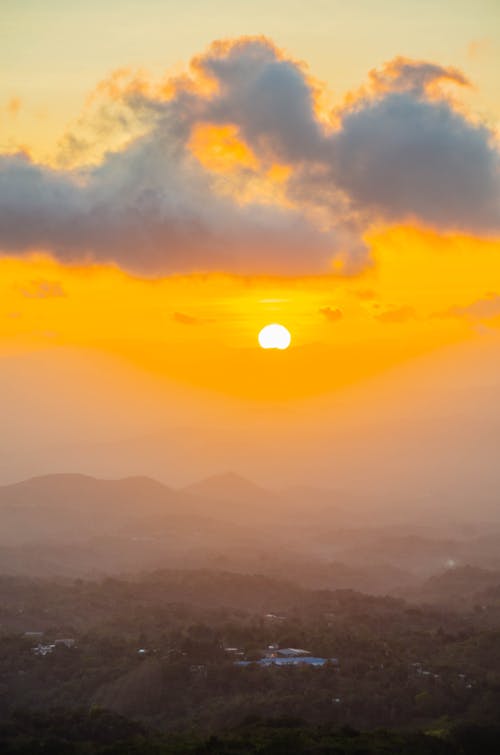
<box><xmin>0</xmin><ymin>568</ymin><xmax>499</xmax><ymax>743</ymax></box>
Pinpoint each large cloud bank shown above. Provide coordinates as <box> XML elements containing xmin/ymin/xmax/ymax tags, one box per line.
<box><xmin>1</xmin><ymin>38</ymin><xmax>499</xmax><ymax>275</ymax></box>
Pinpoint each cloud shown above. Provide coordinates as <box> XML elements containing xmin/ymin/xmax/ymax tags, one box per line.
<box><xmin>375</xmin><ymin>305</ymin><xmax>416</xmax><ymax>324</ymax></box>
<box><xmin>436</xmin><ymin>293</ymin><xmax>500</xmax><ymax>320</ymax></box>
<box><xmin>365</xmin><ymin>57</ymin><xmax>469</xmax><ymax>97</ymax></box>
<box><xmin>319</xmin><ymin>306</ymin><xmax>343</xmax><ymax>322</ymax></box>
<box><xmin>0</xmin><ymin>38</ymin><xmax>499</xmax><ymax>276</ymax></box>
<box><xmin>197</xmin><ymin>38</ymin><xmax>326</xmax><ymax>163</ymax></box>
<box><xmin>18</xmin><ymin>279</ymin><xmax>66</xmax><ymax>299</ymax></box>
<box><xmin>6</xmin><ymin>97</ymin><xmax>21</xmax><ymax>117</ymax></box>
<box><xmin>467</xmin><ymin>38</ymin><xmax>492</xmax><ymax>62</ymax></box>
<box><xmin>354</xmin><ymin>288</ymin><xmax>377</xmax><ymax>300</ymax></box>
<box><xmin>172</xmin><ymin>311</ymin><xmax>203</xmax><ymax>325</ymax></box>
<box><xmin>0</xmin><ymin>144</ymin><xmax>336</xmax><ymax>276</ymax></box>
<box><xmin>331</xmin><ymin>93</ymin><xmax>500</xmax><ymax>234</ymax></box>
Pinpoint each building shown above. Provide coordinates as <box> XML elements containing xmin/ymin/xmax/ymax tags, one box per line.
<box><xmin>32</xmin><ymin>644</ymin><xmax>56</xmax><ymax>656</ymax></box>
<box><xmin>55</xmin><ymin>638</ymin><xmax>76</xmax><ymax>648</ymax></box>
<box><xmin>235</xmin><ymin>643</ymin><xmax>338</xmax><ymax>668</ymax></box>
<box><xmin>271</xmin><ymin>647</ymin><xmax>312</xmax><ymax>659</ymax></box>
<box><xmin>236</xmin><ymin>656</ymin><xmax>338</xmax><ymax>668</ymax></box>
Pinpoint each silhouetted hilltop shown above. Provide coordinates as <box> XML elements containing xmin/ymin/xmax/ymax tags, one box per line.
<box><xmin>415</xmin><ymin>564</ymin><xmax>500</xmax><ymax>606</ymax></box>
<box><xmin>0</xmin><ymin>474</ymin><xmax>499</xmax><ymax>597</ymax></box>
<box><xmin>0</xmin><ymin>474</ymin><xmax>211</xmax><ymax>545</ymax></box>
<box><xmin>184</xmin><ymin>472</ymin><xmax>271</xmax><ymax>503</ymax></box>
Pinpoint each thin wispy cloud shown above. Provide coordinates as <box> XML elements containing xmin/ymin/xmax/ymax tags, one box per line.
<box><xmin>375</xmin><ymin>305</ymin><xmax>416</xmax><ymax>324</ymax></box>
<box><xmin>319</xmin><ymin>306</ymin><xmax>343</xmax><ymax>322</ymax></box>
<box><xmin>173</xmin><ymin>311</ymin><xmax>204</xmax><ymax>325</ymax></box>
<box><xmin>17</xmin><ymin>279</ymin><xmax>66</xmax><ymax>299</ymax></box>
<box><xmin>435</xmin><ymin>293</ymin><xmax>500</xmax><ymax>321</ymax></box>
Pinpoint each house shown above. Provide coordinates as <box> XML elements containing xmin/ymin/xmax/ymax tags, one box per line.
<box><xmin>275</xmin><ymin>648</ymin><xmax>312</xmax><ymax>658</ymax></box>
<box><xmin>265</xmin><ymin>646</ymin><xmax>312</xmax><ymax>659</ymax></box>
<box><xmin>236</xmin><ymin>643</ymin><xmax>338</xmax><ymax>668</ymax></box>
<box><xmin>236</xmin><ymin>656</ymin><xmax>338</xmax><ymax>668</ymax></box>
<box><xmin>32</xmin><ymin>643</ymin><xmax>56</xmax><ymax>656</ymax></box>
<box><xmin>261</xmin><ymin>656</ymin><xmax>337</xmax><ymax>667</ymax></box>
<box><xmin>224</xmin><ymin>647</ymin><xmax>245</xmax><ymax>657</ymax></box>
<box><xmin>55</xmin><ymin>638</ymin><xmax>76</xmax><ymax>648</ymax></box>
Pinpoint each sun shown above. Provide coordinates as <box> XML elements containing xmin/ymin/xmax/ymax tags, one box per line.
<box><xmin>258</xmin><ymin>323</ymin><xmax>291</xmax><ymax>350</ymax></box>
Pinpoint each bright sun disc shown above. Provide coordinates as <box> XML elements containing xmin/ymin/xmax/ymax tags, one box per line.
<box><xmin>258</xmin><ymin>323</ymin><xmax>291</xmax><ymax>350</ymax></box>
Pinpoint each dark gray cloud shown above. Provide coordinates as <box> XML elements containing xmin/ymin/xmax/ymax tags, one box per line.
<box><xmin>0</xmin><ymin>39</ymin><xmax>498</xmax><ymax>275</ymax></box>
<box><xmin>326</xmin><ymin>59</ymin><xmax>499</xmax><ymax>234</ymax></box>
<box><xmin>0</xmin><ymin>144</ymin><xmax>336</xmax><ymax>275</ymax></box>
<box><xmin>332</xmin><ymin>93</ymin><xmax>500</xmax><ymax>233</ymax></box>
<box><xmin>199</xmin><ymin>39</ymin><xmax>326</xmax><ymax>163</ymax></box>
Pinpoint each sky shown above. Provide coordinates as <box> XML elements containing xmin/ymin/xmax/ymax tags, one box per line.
<box><xmin>1</xmin><ymin>1</ymin><xmax>500</xmax><ymax>499</ymax></box>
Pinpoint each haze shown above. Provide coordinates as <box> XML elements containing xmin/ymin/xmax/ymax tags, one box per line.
<box><xmin>1</xmin><ymin>2</ymin><xmax>500</xmax><ymax>751</ymax></box>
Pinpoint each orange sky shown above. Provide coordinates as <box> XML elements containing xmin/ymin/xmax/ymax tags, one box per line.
<box><xmin>1</xmin><ymin>8</ymin><xmax>500</xmax><ymax>493</ymax></box>
<box><xmin>1</xmin><ymin>226</ymin><xmax>499</xmax><ymax>401</ymax></box>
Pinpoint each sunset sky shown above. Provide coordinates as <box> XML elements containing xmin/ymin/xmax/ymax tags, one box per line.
<box><xmin>1</xmin><ymin>1</ymin><xmax>500</xmax><ymax>491</ymax></box>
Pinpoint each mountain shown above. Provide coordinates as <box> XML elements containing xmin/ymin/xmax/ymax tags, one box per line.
<box><xmin>182</xmin><ymin>472</ymin><xmax>281</xmax><ymax>524</ymax></box>
<box><xmin>184</xmin><ymin>472</ymin><xmax>273</xmax><ymax>503</ymax></box>
<box><xmin>0</xmin><ymin>473</ymin><xmax>206</xmax><ymax>545</ymax></box>
<box><xmin>183</xmin><ymin>473</ymin><xmax>349</xmax><ymax>527</ymax></box>
<box><xmin>2</xmin><ymin>473</ymin><xmax>497</xmax><ymax>595</ymax></box>
<box><xmin>414</xmin><ymin>564</ymin><xmax>500</xmax><ymax>605</ymax></box>
<box><xmin>0</xmin><ymin>473</ymin><xmax>396</xmax><ymax>589</ymax></box>
<box><xmin>0</xmin><ymin>473</ymin><xmax>173</xmax><ymax>510</ymax></box>
<box><xmin>0</xmin><ymin>473</ymin><xmax>267</xmax><ymax>577</ymax></box>
<box><xmin>0</xmin><ymin>472</ymin><xmax>340</xmax><ymax>556</ymax></box>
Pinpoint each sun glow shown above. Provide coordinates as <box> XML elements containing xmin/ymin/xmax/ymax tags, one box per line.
<box><xmin>258</xmin><ymin>324</ymin><xmax>292</xmax><ymax>350</ymax></box>
<box><xmin>2</xmin><ymin>227</ymin><xmax>500</xmax><ymax>400</ymax></box>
